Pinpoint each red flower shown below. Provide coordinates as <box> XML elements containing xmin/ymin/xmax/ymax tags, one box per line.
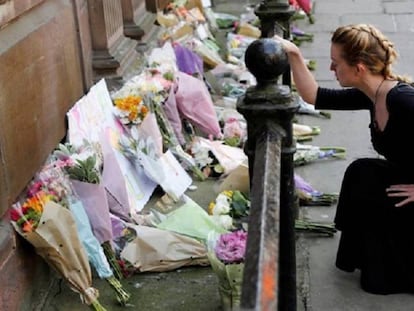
<box><xmin>9</xmin><ymin>208</ymin><xmax>21</xmax><ymax>222</ymax></box>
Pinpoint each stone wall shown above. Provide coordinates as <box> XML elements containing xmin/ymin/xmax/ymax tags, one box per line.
<box><xmin>0</xmin><ymin>0</ymin><xmax>162</xmax><ymax>308</ymax></box>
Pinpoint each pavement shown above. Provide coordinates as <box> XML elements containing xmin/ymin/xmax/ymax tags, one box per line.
<box><xmin>39</xmin><ymin>0</ymin><xmax>414</xmax><ymax>310</ymax></box>
<box><xmin>284</xmin><ymin>0</ymin><xmax>414</xmax><ymax>310</ymax></box>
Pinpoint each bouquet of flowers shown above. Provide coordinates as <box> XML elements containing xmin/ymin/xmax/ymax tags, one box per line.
<box><xmin>207</xmin><ymin>230</ymin><xmax>247</xmax><ymax>311</ymax></box>
<box><xmin>10</xmin><ymin>171</ymin><xmax>107</xmax><ymax>310</ymax></box>
<box><xmin>293</xmin><ymin>123</ymin><xmax>320</xmax><ymax>142</ymax></box>
<box><xmin>294</xmin><ymin>173</ymin><xmax>338</xmax><ymax>206</ymax></box>
<box><xmin>294</xmin><ymin>143</ymin><xmax>346</xmax><ymax>166</ymax></box>
<box><xmin>297</xmin><ymin>96</ymin><xmax>331</xmax><ymax>118</ymax></box>
<box><xmin>222</xmin><ymin>117</ymin><xmax>246</xmax><ymax>148</ymax></box>
<box><xmin>23</xmin><ymin>161</ymin><xmax>131</xmax><ymax>305</ymax></box>
<box><xmin>189</xmin><ymin>137</ymin><xmax>225</xmax><ymax>179</ymax></box>
<box><xmin>54</xmin><ymin>144</ymin><xmax>130</xmax><ymax>296</ymax></box>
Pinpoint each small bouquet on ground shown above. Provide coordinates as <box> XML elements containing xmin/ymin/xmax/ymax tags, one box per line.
<box><xmin>10</xmin><ymin>173</ymin><xmax>107</xmax><ymax>310</ymax></box>
<box><xmin>294</xmin><ymin>143</ymin><xmax>346</xmax><ymax>166</ymax></box>
<box><xmin>295</xmin><ymin>218</ymin><xmax>337</xmax><ymax>236</ymax></box>
<box><xmin>54</xmin><ymin>144</ymin><xmax>126</xmax><ymax>282</ymax></box>
<box><xmin>289</xmin><ymin>0</ymin><xmax>315</xmax><ymax>23</ymax></box>
<box><xmin>189</xmin><ymin>137</ymin><xmax>225</xmax><ymax>179</ymax></box>
<box><xmin>293</xmin><ymin>123</ymin><xmax>320</xmax><ymax>142</ymax></box>
<box><xmin>207</xmin><ymin>230</ymin><xmax>247</xmax><ymax>311</ymax></box>
<box><xmin>297</xmin><ymin>96</ymin><xmax>331</xmax><ymax>118</ymax></box>
<box><xmin>294</xmin><ymin>173</ymin><xmax>339</xmax><ymax>206</ymax></box>
<box><xmin>222</xmin><ymin>116</ymin><xmax>247</xmax><ymax>148</ymax></box>
<box><xmin>188</xmin><ymin>136</ymin><xmax>247</xmax><ymax>180</ymax></box>
<box><xmin>291</xmin><ymin>25</ymin><xmax>314</xmax><ymax>46</ymax></box>
<box><xmin>31</xmin><ymin>162</ymin><xmax>131</xmax><ymax>306</ymax></box>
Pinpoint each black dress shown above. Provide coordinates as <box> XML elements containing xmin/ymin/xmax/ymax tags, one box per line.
<box><xmin>315</xmin><ymin>82</ymin><xmax>414</xmax><ymax>294</ymax></box>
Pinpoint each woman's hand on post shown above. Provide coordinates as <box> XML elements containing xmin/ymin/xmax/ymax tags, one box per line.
<box><xmin>386</xmin><ymin>184</ymin><xmax>414</xmax><ymax>207</ymax></box>
<box><xmin>273</xmin><ymin>35</ymin><xmax>300</xmax><ymax>55</ymax></box>
<box><xmin>273</xmin><ymin>35</ymin><xmax>318</xmax><ymax>105</ymax></box>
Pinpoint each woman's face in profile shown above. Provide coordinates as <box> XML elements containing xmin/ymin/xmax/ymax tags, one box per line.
<box><xmin>330</xmin><ymin>43</ymin><xmax>357</xmax><ymax>87</ymax></box>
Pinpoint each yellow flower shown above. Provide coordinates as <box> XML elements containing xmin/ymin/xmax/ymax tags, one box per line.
<box><xmin>222</xmin><ymin>190</ymin><xmax>234</xmax><ymax>199</ymax></box>
<box><xmin>114</xmin><ymin>95</ymin><xmax>149</xmax><ymax>123</ymax></box>
<box><xmin>208</xmin><ymin>202</ymin><xmax>216</xmax><ymax>215</ymax></box>
<box><xmin>22</xmin><ymin>191</ymin><xmax>56</xmax><ymax>213</ymax></box>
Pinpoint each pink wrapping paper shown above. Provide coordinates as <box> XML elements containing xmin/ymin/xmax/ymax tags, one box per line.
<box><xmin>163</xmin><ymin>86</ymin><xmax>186</xmax><ymax>145</ymax></box>
<box><xmin>71</xmin><ymin>180</ymin><xmax>113</xmax><ymax>244</ymax></box>
<box><xmin>174</xmin><ymin>72</ymin><xmax>222</xmax><ymax>138</ymax></box>
<box><xmin>100</xmin><ymin>132</ymin><xmax>131</xmax><ymax>222</ymax></box>
<box><xmin>138</xmin><ymin>112</ymin><xmax>164</xmax><ymax>157</ymax></box>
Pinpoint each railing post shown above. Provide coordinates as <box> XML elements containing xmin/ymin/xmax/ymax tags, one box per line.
<box><xmin>254</xmin><ymin>0</ymin><xmax>295</xmax><ymax>87</ymax></box>
<box><xmin>238</xmin><ymin>37</ymin><xmax>299</xmax><ymax>310</ymax></box>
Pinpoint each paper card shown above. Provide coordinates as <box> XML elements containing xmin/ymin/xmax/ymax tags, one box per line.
<box><xmin>105</xmin><ymin>127</ymin><xmax>157</xmax><ymax>213</ymax></box>
<box><xmin>158</xmin><ymin>150</ymin><xmax>192</xmax><ymax>201</ymax></box>
<box><xmin>201</xmin><ymin>0</ymin><xmax>212</xmax><ymax>7</ymax></box>
<box><xmin>196</xmin><ymin>24</ymin><xmax>209</xmax><ymax>40</ymax></box>
<box><xmin>67</xmin><ymin>79</ymin><xmax>121</xmax><ymax>147</ymax></box>
<box><xmin>67</xmin><ymin>96</ymin><xmax>91</xmax><ymax>146</ymax></box>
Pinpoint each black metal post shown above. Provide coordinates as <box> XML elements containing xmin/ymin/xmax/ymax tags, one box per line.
<box><xmin>255</xmin><ymin>0</ymin><xmax>295</xmax><ymax>87</ymax></box>
<box><xmin>238</xmin><ymin>39</ymin><xmax>299</xmax><ymax>310</ymax></box>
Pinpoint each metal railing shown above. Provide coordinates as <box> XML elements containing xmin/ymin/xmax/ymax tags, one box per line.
<box><xmin>237</xmin><ymin>2</ymin><xmax>298</xmax><ymax>309</ymax></box>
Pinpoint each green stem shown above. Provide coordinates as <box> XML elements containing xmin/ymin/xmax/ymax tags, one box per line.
<box><xmin>295</xmin><ymin>219</ymin><xmax>337</xmax><ymax>236</ymax></box>
<box><xmin>102</xmin><ymin>241</ymin><xmax>123</xmax><ymax>280</ymax></box>
<box><xmin>106</xmin><ymin>276</ymin><xmax>131</xmax><ymax>306</ymax></box>
<box><xmin>90</xmin><ymin>299</ymin><xmax>107</xmax><ymax>311</ymax></box>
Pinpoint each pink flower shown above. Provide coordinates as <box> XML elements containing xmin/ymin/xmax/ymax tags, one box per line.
<box><xmin>215</xmin><ymin>230</ymin><xmax>247</xmax><ymax>264</ymax></box>
<box><xmin>26</xmin><ymin>181</ymin><xmax>43</xmax><ymax>198</ymax></box>
<box><xmin>223</xmin><ymin>118</ymin><xmax>245</xmax><ymax>139</ymax></box>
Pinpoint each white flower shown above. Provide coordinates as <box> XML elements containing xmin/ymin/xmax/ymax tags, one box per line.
<box><xmin>191</xmin><ymin>141</ymin><xmax>213</xmax><ymax>168</ymax></box>
<box><xmin>211</xmin><ymin>215</ymin><xmax>233</xmax><ymax>230</ymax></box>
<box><xmin>212</xmin><ymin>200</ymin><xmax>231</xmax><ymax>215</ymax></box>
<box><xmin>211</xmin><ymin>193</ymin><xmax>231</xmax><ymax>215</ymax></box>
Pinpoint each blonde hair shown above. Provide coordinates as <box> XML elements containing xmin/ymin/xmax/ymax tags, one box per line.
<box><xmin>331</xmin><ymin>24</ymin><xmax>412</xmax><ymax>83</ymax></box>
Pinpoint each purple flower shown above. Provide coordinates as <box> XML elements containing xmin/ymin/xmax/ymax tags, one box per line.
<box><xmin>215</xmin><ymin>230</ymin><xmax>247</xmax><ymax>264</ymax></box>
<box><xmin>294</xmin><ymin>173</ymin><xmax>315</xmax><ymax>194</ymax></box>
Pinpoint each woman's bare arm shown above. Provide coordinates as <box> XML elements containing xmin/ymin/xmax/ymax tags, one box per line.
<box><xmin>274</xmin><ymin>35</ymin><xmax>319</xmax><ymax>105</ymax></box>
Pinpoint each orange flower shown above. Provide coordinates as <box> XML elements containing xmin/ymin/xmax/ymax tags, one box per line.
<box><xmin>22</xmin><ymin>219</ymin><xmax>35</xmax><ymax>233</ymax></box>
<box><xmin>114</xmin><ymin>95</ymin><xmax>149</xmax><ymax>123</ymax></box>
<box><xmin>22</xmin><ymin>195</ymin><xmax>44</xmax><ymax>214</ymax></box>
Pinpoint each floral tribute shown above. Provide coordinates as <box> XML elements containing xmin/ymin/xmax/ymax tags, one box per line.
<box><xmin>10</xmin><ymin>165</ymin><xmax>107</xmax><ymax>310</ymax></box>
<box><xmin>207</xmin><ymin>229</ymin><xmax>247</xmax><ymax>311</ymax></box>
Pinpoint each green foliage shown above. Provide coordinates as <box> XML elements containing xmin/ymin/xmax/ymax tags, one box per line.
<box><xmin>229</xmin><ymin>191</ymin><xmax>250</xmax><ymax>219</ymax></box>
<box><xmin>65</xmin><ymin>156</ymin><xmax>100</xmax><ymax>184</ymax></box>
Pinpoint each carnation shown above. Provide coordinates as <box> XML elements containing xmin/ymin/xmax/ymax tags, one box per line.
<box><xmin>214</xmin><ymin>230</ymin><xmax>247</xmax><ymax>264</ymax></box>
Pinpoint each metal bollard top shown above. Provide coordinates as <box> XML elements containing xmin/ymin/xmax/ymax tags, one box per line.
<box><xmin>244</xmin><ymin>38</ymin><xmax>289</xmax><ymax>84</ymax></box>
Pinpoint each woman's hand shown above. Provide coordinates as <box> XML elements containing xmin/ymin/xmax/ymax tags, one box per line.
<box><xmin>273</xmin><ymin>35</ymin><xmax>300</xmax><ymax>55</ymax></box>
<box><xmin>272</xmin><ymin>35</ymin><xmax>318</xmax><ymax>105</ymax></box>
<box><xmin>386</xmin><ymin>184</ymin><xmax>414</xmax><ymax>207</ymax></box>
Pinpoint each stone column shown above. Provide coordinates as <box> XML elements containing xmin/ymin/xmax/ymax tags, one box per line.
<box><xmin>120</xmin><ymin>0</ymin><xmax>145</xmax><ymax>40</ymax></box>
<box><xmin>87</xmin><ymin>0</ymin><xmax>140</xmax><ymax>88</ymax></box>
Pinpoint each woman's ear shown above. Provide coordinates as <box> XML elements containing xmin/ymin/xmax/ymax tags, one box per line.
<box><xmin>355</xmin><ymin>63</ymin><xmax>366</xmax><ymax>74</ymax></box>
